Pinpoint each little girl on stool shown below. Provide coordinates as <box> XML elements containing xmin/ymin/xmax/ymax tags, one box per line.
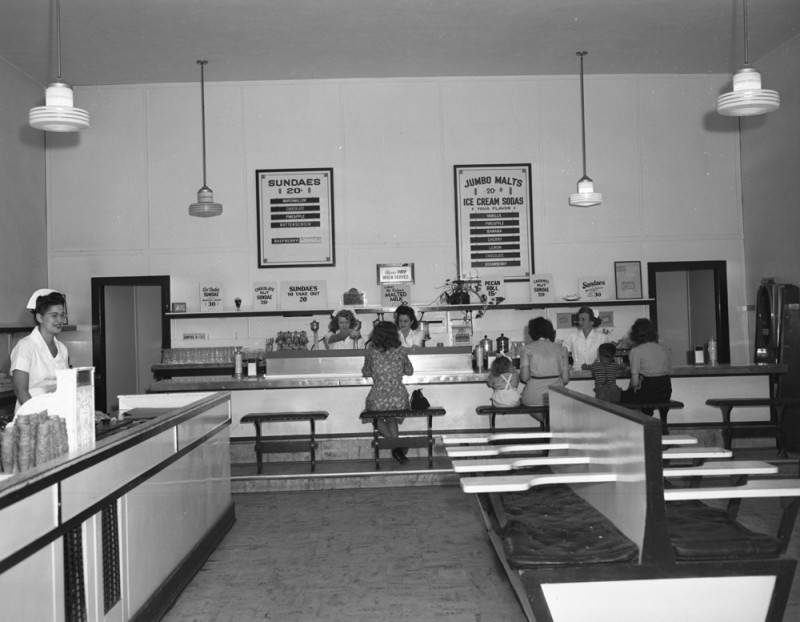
<box><xmin>486</xmin><ymin>354</ymin><xmax>521</xmax><ymax>407</ymax></box>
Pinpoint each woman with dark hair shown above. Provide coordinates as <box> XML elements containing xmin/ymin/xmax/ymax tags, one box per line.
<box><xmin>519</xmin><ymin>317</ymin><xmax>570</xmax><ymax>407</ymax></box>
<box><xmin>620</xmin><ymin>318</ymin><xmax>672</xmax><ymax>409</ymax></box>
<box><xmin>324</xmin><ymin>309</ymin><xmax>362</xmax><ymax>349</ymax></box>
<box><xmin>362</xmin><ymin>321</ymin><xmax>415</xmax><ymax>463</ymax></box>
<box><xmin>564</xmin><ymin>306</ymin><xmax>609</xmax><ymax>370</ymax></box>
<box><xmin>394</xmin><ymin>304</ymin><xmax>424</xmax><ymax>348</ymax></box>
<box><xmin>10</xmin><ymin>289</ymin><xmax>70</xmax><ymax>413</ymax></box>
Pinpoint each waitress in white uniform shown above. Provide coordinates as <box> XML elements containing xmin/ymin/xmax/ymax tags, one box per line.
<box><xmin>10</xmin><ymin>289</ymin><xmax>70</xmax><ymax>413</ymax></box>
<box><xmin>323</xmin><ymin>309</ymin><xmax>362</xmax><ymax>349</ymax></box>
<box><xmin>394</xmin><ymin>304</ymin><xmax>424</xmax><ymax>348</ymax></box>
<box><xmin>564</xmin><ymin>306</ymin><xmax>609</xmax><ymax>370</ymax></box>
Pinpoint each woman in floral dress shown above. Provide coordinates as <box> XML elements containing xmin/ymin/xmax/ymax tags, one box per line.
<box><xmin>362</xmin><ymin>321</ymin><xmax>414</xmax><ymax>463</ymax></box>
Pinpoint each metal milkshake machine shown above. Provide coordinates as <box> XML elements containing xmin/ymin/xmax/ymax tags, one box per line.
<box><xmin>755</xmin><ymin>279</ymin><xmax>800</xmax><ymax>449</ymax></box>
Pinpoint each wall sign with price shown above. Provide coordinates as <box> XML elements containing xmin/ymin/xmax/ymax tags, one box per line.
<box><xmin>256</xmin><ymin>168</ymin><xmax>335</xmax><ymax>268</ymax></box>
<box><xmin>454</xmin><ymin>163</ymin><xmax>533</xmax><ymax>281</ymax></box>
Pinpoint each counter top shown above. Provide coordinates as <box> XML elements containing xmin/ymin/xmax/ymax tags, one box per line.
<box><xmin>0</xmin><ymin>391</ymin><xmax>229</xmax><ymax>498</ymax></box>
<box><xmin>148</xmin><ymin>363</ymin><xmax>786</xmax><ymax>393</ymax></box>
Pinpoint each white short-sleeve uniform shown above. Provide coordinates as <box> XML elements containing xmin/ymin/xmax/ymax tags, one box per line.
<box><xmin>325</xmin><ymin>333</ymin><xmax>361</xmax><ymax>349</ymax></box>
<box><xmin>10</xmin><ymin>328</ymin><xmax>70</xmax><ymax>413</ymax></box>
<box><xmin>398</xmin><ymin>329</ymin><xmax>424</xmax><ymax>348</ymax></box>
<box><xmin>565</xmin><ymin>328</ymin><xmax>609</xmax><ymax>369</ymax></box>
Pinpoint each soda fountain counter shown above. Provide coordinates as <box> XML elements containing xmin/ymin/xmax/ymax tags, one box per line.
<box><xmin>0</xmin><ymin>388</ymin><xmax>234</xmax><ymax>622</ymax></box>
<box><xmin>148</xmin><ymin>347</ymin><xmax>786</xmax><ymax>445</ymax></box>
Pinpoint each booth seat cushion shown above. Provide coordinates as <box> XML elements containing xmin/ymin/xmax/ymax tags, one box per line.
<box><xmin>667</xmin><ymin>500</ymin><xmax>781</xmax><ymax>560</ymax></box>
<box><xmin>499</xmin><ymin>485</ymin><xmax>639</xmax><ymax>567</ymax></box>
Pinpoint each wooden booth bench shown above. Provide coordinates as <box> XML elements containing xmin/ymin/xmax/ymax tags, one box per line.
<box><xmin>359</xmin><ymin>407</ymin><xmax>446</xmax><ymax>469</ymax></box>
<box><xmin>445</xmin><ymin>387</ymin><xmax>800</xmax><ymax>622</ymax></box>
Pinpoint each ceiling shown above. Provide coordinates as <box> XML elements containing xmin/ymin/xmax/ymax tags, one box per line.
<box><xmin>1</xmin><ymin>0</ymin><xmax>800</xmax><ymax>86</ymax></box>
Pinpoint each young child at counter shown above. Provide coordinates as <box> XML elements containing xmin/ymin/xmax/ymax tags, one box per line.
<box><xmin>591</xmin><ymin>342</ymin><xmax>621</xmax><ymax>403</ymax></box>
<box><xmin>486</xmin><ymin>354</ymin><xmax>521</xmax><ymax>407</ymax></box>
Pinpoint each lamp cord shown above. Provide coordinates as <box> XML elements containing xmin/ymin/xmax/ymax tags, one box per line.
<box><xmin>743</xmin><ymin>0</ymin><xmax>750</xmax><ymax>66</ymax></box>
<box><xmin>577</xmin><ymin>51</ymin><xmax>588</xmax><ymax>178</ymax></box>
<box><xmin>197</xmin><ymin>60</ymin><xmax>208</xmax><ymax>187</ymax></box>
<box><xmin>56</xmin><ymin>0</ymin><xmax>62</xmax><ymax>80</ymax></box>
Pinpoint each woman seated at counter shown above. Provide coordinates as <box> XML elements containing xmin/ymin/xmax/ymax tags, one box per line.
<box><xmin>394</xmin><ymin>304</ymin><xmax>424</xmax><ymax>348</ymax></box>
<box><xmin>564</xmin><ymin>306</ymin><xmax>609</xmax><ymax>370</ymax></box>
<box><xmin>519</xmin><ymin>317</ymin><xmax>570</xmax><ymax>407</ymax></box>
<box><xmin>620</xmin><ymin>318</ymin><xmax>672</xmax><ymax>411</ymax></box>
<box><xmin>323</xmin><ymin>309</ymin><xmax>362</xmax><ymax>349</ymax></box>
<box><xmin>10</xmin><ymin>289</ymin><xmax>70</xmax><ymax>414</ymax></box>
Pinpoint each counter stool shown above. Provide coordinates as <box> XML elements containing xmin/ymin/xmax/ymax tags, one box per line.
<box><xmin>359</xmin><ymin>408</ymin><xmax>446</xmax><ymax>470</ymax></box>
<box><xmin>475</xmin><ymin>405</ymin><xmax>549</xmax><ymax>432</ymax></box>
<box><xmin>241</xmin><ymin>411</ymin><xmax>329</xmax><ymax>473</ymax></box>
<box><xmin>705</xmin><ymin>398</ymin><xmax>800</xmax><ymax>457</ymax></box>
<box><xmin>622</xmin><ymin>401</ymin><xmax>684</xmax><ymax>434</ymax></box>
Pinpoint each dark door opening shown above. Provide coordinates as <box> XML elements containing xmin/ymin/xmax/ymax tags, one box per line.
<box><xmin>647</xmin><ymin>261</ymin><xmax>730</xmax><ymax>365</ymax></box>
<box><xmin>91</xmin><ymin>276</ymin><xmax>170</xmax><ymax>412</ymax></box>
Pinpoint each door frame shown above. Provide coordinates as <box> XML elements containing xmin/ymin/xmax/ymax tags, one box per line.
<box><xmin>647</xmin><ymin>261</ymin><xmax>730</xmax><ymax>364</ymax></box>
<box><xmin>91</xmin><ymin>275</ymin><xmax>171</xmax><ymax>412</ymax></box>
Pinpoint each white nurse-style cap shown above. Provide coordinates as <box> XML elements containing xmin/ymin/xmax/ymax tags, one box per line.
<box><xmin>26</xmin><ymin>288</ymin><xmax>61</xmax><ymax>310</ymax></box>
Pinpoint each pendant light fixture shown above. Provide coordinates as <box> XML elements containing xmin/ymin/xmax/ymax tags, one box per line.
<box><xmin>716</xmin><ymin>0</ymin><xmax>780</xmax><ymax>117</ymax></box>
<box><xmin>29</xmin><ymin>0</ymin><xmax>90</xmax><ymax>132</ymax></box>
<box><xmin>189</xmin><ymin>60</ymin><xmax>223</xmax><ymax>218</ymax></box>
<box><xmin>569</xmin><ymin>51</ymin><xmax>602</xmax><ymax>208</ymax></box>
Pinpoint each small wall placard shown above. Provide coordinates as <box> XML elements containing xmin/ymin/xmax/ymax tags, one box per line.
<box><xmin>377</xmin><ymin>263</ymin><xmax>415</xmax><ymax>284</ymax></box>
<box><xmin>483</xmin><ymin>278</ymin><xmax>505</xmax><ymax>305</ymax></box>
<box><xmin>280</xmin><ymin>280</ymin><xmax>327</xmax><ymax>310</ymax></box>
<box><xmin>253</xmin><ymin>282</ymin><xmax>278</xmax><ymax>311</ymax></box>
<box><xmin>381</xmin><ymin>283</ymin><xmax>412</xmax><ymax>307</ymax></box>
<box><xmin>199</xmin><ymin>282</ymin><xmax>224</xmax><ymax>312</ymax></box>
<box><xmin>578</xmin><ymin>276</ymin><xmax>610</xmax><ymax>299</ymax></box>
<box><xmin>530</xmin><ymin>273</ymin><xmax>554</xmax><ymax>301</ymax></box>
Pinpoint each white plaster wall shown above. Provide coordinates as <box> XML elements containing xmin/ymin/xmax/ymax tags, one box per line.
<box><xmin>0</xmin><ymin>58</ymin><xmax>46</xmax><ymax>325</ymax></box>
<box><xmin>45</xmin><ymin>73</ymin><xmax>750</xmax><ymax>362</ymax></box>
<box><xmin>740</xmin><ymin>35</ymin><xmax>800</xmax><ymax>300</ymax></box>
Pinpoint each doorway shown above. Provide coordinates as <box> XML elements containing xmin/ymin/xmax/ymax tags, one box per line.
<box><xmin>647</xmin><ymin>261</ymin><xmax>729</xmax><ymax>366</ymax></box>
<box><xmin>91</xmin><ymin>276</ymin><xmax>171</xmax><ymax>412</ymax></box>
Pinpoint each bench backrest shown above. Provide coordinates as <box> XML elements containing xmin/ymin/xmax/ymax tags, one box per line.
<box><xmin>548</xmin><ymin>387</ymin><xmax>672</xmax><ymax>563</ymax></box>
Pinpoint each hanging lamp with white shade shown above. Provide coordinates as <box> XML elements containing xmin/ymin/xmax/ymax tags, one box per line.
<box><xmin>29</xmin><ymin>0</ymin><xmax>90</xmax><ymax>132</ymax></box>
<box><xmin>189</xmin><ymin>59</ymin><xmax>223</xmax><ymax>218</ymax></box>
<box><xmin>569</xmin><ymin>51</ymin><xmax>602</xmax><ymax>208</ymax></box>
<box><xmin>716</xmin><ymin>0</ymin><xmax>780</xmax><ymax>117</ymax></box>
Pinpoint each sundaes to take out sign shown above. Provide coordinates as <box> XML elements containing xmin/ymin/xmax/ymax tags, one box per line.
<box><xmin>578</xmin><ymin>276</ymin><xmax>610</xmax><ymax>299</ymax></box>
<box><xmin>253</xmin><ymin>282</ymin><xmax>278</xmax><ymax>311</ymax></box>
<box><xmin>280</xmin><ymin>280</ymin><xmax>327</xmax><ymax>310</ymax></box>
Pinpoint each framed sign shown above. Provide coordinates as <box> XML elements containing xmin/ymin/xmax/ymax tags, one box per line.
<box><xmin>454</xmin><ymin>163</ymin><xmax>533</xmax><ymax>280</ymax></box>
<box><xmin>614</xmin><ymin>261</ymin><xmax>643</xmax><ymax>299</ymax></box>
<box><xmin>256</xmin><ymin>168</ymin><xmax>335</xmax><ymax>268</ymax></box>
<box><xmin>377</xmin><ymin>263</ymin><xmax>415</xmax><ymax>284</ymax></box>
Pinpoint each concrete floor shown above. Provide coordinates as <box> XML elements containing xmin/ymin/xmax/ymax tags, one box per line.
<box><xmin>161</xmin><ymin>486</ymin><xmax>524</xmax><ymax>622</ymax></box>
<box><xmin>163</xmin><ymin>448</ymin><xmax>800</xmax><ymax>622</ymax></box>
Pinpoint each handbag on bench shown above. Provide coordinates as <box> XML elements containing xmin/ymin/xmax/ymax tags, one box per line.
<box><xmin>410</xmin><ymin>389</ymin><xmax>430</xmax><ymax>411</ymax></box>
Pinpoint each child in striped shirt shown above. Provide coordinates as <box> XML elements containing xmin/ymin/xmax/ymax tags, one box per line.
<box><xmin>590</xmin><ymin>343</ymin><xmax>621</xmax><ymax>403</ymax></box>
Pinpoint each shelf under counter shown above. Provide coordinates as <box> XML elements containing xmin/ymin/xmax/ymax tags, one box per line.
<box><xmin>152</xmin><ymin>346</ymin><xmax>473</xmax><ymax>380</ymax></box>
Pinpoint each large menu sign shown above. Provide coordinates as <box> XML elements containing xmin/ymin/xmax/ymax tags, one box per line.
<box><xmin>256</xmin><ymin>168</ymin><xmax>335</xmax><ymax>268</ymax></box>
<box><xmin>454</xmin><ymin>163</ymin><xmax>533</xmax><ymax>280</ymax></box>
